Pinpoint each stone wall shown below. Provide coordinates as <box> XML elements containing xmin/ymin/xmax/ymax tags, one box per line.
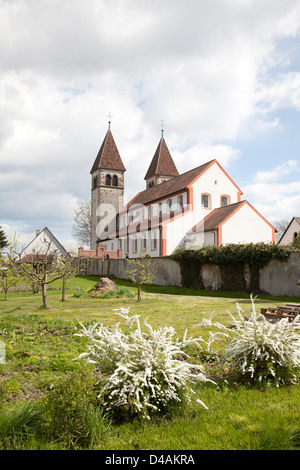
<box><xmin>78</xmin><ymin>256</ymin><xmax>182</xmax><ymax>287</ymax></box>
<box><xmin>78</xmin><ymin>252</ymin><xmax>300</xmax><ymax>297</ymax></box>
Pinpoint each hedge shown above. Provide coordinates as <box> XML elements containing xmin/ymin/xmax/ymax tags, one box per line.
<box><xmin>171</xmin><ymin>243</ymin><xmax>292</xmax><ymax>291</ymax></box>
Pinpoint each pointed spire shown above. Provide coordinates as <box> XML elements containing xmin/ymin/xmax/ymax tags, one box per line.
<box><xmin>90</xmin><ymin>128</ymin><xmax>126</xmax><ymax>174</ymax></box>
<box><xmin>144</xmin><ymin>136</ymin><xmax>179</xmax><ymax>181</ymax></box>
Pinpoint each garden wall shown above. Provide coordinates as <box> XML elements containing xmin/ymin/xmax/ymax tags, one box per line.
<box><xmin>78</xmin><ymin>252</ymin><xmax>300</xmax><ymax>297</ymax></box>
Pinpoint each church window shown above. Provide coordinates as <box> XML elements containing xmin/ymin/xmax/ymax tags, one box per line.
<box><xmin>112</xmin><ymin>175</ymin><xmax>118</xmax><ymax>186</ymax></box>
<box><xmin>106</xmin><ymin>174</ymin><xmax>111</xmax><ymax>186</ymax></box>
<box><xmin>221</xmin><ymin>195</ymin><xmax>230</xmax><ymax>207</ymax></box>
<box><xmin>167</xmin><ymin>199</ymin><xmax>172</xmax><ymax>213</ymax></box>
<box><xmin>142</xmin><ymin>235</ymin><xmax>147</xmax><ymax>250</ymax></box>
<box><xmin>151</xmin><ymin>236</ymin><xmax>157</xmax><ymax>251</ymax></box>
<box><xmin>178</xmin><ymin>195</ymin><xmax>183</xmax><ymax>211</ymax></box>
<box><xmin>132</xmin><ymin>237</ymin><xmax>138</xmax><ymax>253</ymax></box>
<box><xmin>93</xmin><ymin>176</ymin><xmax>98</xmax><ymax>189</ymax></box>
<box><xmin>201</xmin><ymin>193</ymin><xmax>211</xmax><ymax>209</ymax></box>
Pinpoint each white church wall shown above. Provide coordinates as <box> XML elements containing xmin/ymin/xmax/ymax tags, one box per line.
<box><xmin>221</xmin><ymin>204</ymin><xmax>274</xmax><ymax>245</ymax></box>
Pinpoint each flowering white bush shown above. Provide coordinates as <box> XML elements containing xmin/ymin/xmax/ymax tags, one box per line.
<box><xmin>76</xmin><ymin>308</ymin><xmax>213</xmax><ymax>419</ymax></box>
<box><xmin>198</xmin><ymin>296</ymin><xmax>300</xmax><ymax>386</ymax></box>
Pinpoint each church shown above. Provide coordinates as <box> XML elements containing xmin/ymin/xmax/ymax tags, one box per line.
<box><xmin>85</xmin><ymin>123</ymin><xmax>275</xmax><ymax>259</ymax></box>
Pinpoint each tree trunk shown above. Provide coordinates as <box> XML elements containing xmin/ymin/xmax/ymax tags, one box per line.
<box><xmin>62</xmin><ymin>277</ymin><xmax>66</xmax><ymax>301</ymax></box>
<box><xmin>137</xmin><ymin>284</ymin><xmax>141</xmax><ymax>301</ymax></box>
<box><xmin>42</xmin><ymin>282</ymin><xmax>48</xmax><ymax>309</ymax></box>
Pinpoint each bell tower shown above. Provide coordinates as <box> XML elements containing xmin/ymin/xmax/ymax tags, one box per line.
<box><xmin>90</xmin><ymin>119</ymin><xmax>126</xmax><ymax>250</ymax></box>
<box><xmin>144</xmin><ymin>131</ymin><xmax>179</xmax><ymax>189</ymax></box>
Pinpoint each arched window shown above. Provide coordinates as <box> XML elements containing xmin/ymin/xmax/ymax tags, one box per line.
<box><xmin>112</xmin><ymin>175</ymin><xmax>118</xmax><ymax>186</ymax></box>
<box><xmin>106</xmin><ymin>174</ymin><xmax>111</xmax><ymax>186</ymax></box>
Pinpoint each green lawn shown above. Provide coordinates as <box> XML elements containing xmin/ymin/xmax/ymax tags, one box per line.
<box><xmin>0</xmin><ymin>275</ymin><xmax>299</xmax><ymax>450</ymax></box>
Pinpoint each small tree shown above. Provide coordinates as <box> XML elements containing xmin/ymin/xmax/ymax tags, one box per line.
<box><xmin>53</xmin><ymin>253</ymin><xmax>81</xmax><ymax>301</ymax></box>
<box><xmin>126</xmin><ymin>253</ymin><xmax>157</xmax><ymax>301</ymax></box>
<box><xmin>0</xmin><ymin>236</ymin><xmax>22</xmax><ymax>300</ymax></box>
<box><xmin>17</xmin><ymin>240</ymin><xmax>77</xmax><ymax>308</ymax></box>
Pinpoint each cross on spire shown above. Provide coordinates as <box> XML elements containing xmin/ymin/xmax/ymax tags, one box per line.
<box><xmin>107</xmin><ymin>112</ymin><xmax>113</xmax><ymax>130</ymax></box>
<box><xmin>160</xmin><ymin>119</ymin><xmax>165</xmax><ymax>137</ymax></box>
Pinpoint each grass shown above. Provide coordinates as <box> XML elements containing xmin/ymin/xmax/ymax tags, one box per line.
<box><xmin>0</xmin><ymin>275</ymin><xmax>299</xmax><ymax>450</ymax></box>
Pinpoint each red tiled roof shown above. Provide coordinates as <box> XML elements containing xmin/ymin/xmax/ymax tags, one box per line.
<box><xmin>19</xmin><ymin>254</ymin><xmax>55</xmax><ymax>264</ymax></box>
<box><xmin>144</xmin><ymin>137</ymin><xmax>179</xmax><ymax>180</ymax></box>
<box><xmin>130</xmin><ymin>160</ymin><xmax>215</xmax><ymax>207</ymax></box>
<box><xmin>90</xmin><ymin>130</ymin><xmax>126</xmax><ymax>173</ymax></box>
<box><xmin>190</xmin><ymin>201</ymin><xmax>246</xmax><ymax>233</ymax></box>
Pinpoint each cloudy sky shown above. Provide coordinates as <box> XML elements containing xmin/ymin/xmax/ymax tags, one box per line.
<box><xmin>1</xmin><ymin>0</ymin><xmax>300</xmax><ymax>250</ymax></box>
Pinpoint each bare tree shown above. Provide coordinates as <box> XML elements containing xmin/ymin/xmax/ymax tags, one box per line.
<box><xmin>17</xmin><ymin>240</ymin><xmax>77</xmax><ymax>308</ymax></box>
<box><xmin>72</xmin><ymin>199</ymin><xmax>92</xmax><ymax>247</ymax></box>
<box><xmin>0</xmin><ymin>236</ymin><xmax>22</xmax><ymax>300</ymax></box>
<box><xmin>274</xmin><ymin>219</ymin><xmax>290</xmax><ymax>242</ymax></box>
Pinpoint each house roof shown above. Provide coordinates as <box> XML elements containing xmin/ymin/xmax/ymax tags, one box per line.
<box><xmin>90</xmin><ymin>129</ymin><xmax>126</xmax><ymax>174</ymax></box>
<box><xmin>189</xmin><ymin>200</ymin><xmax>275</xmax><ymax>234</ymax></box>
<box><xmin>278</xmin><ymin>216</ymin><xmax>300</xmax><ymax>244</ymax></box>
<box><xmin>189</xmin><ymin>201</ymin><xmax>246</xmax><ymax>233</ymax></box>
<box><xmin>19</xmin><ymin>227</ymin><xmax>70</xmax><ymax>260</ymax></box>
<box><xmin>19</xmin><ymin>254</ymin><xmax>55</xmax><ymax>264</ymax></box>
<box><xmin>144</xmin><ymin>137</ymin><xmax>179</xmax><ymax>180</ymax></box>
<box><xmin>129</xmin><ymin>160</ymin><xmax>215</xmax><ymax>208</ymax></box>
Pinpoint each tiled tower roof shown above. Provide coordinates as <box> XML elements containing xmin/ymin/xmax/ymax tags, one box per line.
<box><xmin>144</xmin><ymin>137</ymin><xmax>179</xmax><ymax>180</ymax></box>
<box><xmin>90</xmin><ymin>130</ymin><xmax>126</xmax><ymax>174</ymax></box>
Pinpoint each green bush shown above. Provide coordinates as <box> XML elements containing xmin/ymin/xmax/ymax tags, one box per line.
<box><xmin>102</xmin><ymin>286</ymin><xmax>135</xmax><ymax>299</ymax></box>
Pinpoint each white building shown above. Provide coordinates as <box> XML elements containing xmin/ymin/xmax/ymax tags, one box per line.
<box><xmin>19</xmin><ymin>227</ymin><xmax>70</xmax><ymax>262</ymax></box>
<box><xmin>278</xmin><ymin>217</ymin><xmax>300</xmax><ymax>246</ymax></box>
<box><xmin>89</xmin><ymin>127</ymin><xmax>275</xmax><ymax>258</ymax></box>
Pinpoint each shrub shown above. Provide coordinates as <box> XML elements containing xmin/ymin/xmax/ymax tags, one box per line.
<box><xmin>102</xmin><ymin>286</ymin><xmax>135</xmax><ymax>299</ymax></box>
<box><xmin>76</xmin><ymin>308</ymin><xmax>213</xmax><ymax>420</ymax></box>
<box><xmin>198</xmin><ymin>296</ymin><xmax>300</xmax><ymax>386</ymax></box>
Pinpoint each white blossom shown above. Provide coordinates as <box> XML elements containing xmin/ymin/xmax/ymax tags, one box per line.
<box><xmin>76</xmin><ymin>308</ymin><xmax>213</xmax><ymax>419</ymax></box>
<box><xmin>197</xmin><ymin>295</ymin><xmax>300</xmax><ymax>385</ymax></box>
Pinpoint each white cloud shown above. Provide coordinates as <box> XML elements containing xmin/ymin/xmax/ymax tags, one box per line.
<box><xmin>243</xmin><ymin>160</ymin><xmax>300</xmax><ymax>223</ymax></box>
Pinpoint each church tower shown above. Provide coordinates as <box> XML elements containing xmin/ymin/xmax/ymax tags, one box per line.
<box><xmin>90</xmin><ymin>122</ymin><xmax>126</xmax><ymax>250</ymax></box>
<box><xmin>144</xmin><ymin>131</ymin><xmax>179</xmax><ymax>189</ymax></box>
